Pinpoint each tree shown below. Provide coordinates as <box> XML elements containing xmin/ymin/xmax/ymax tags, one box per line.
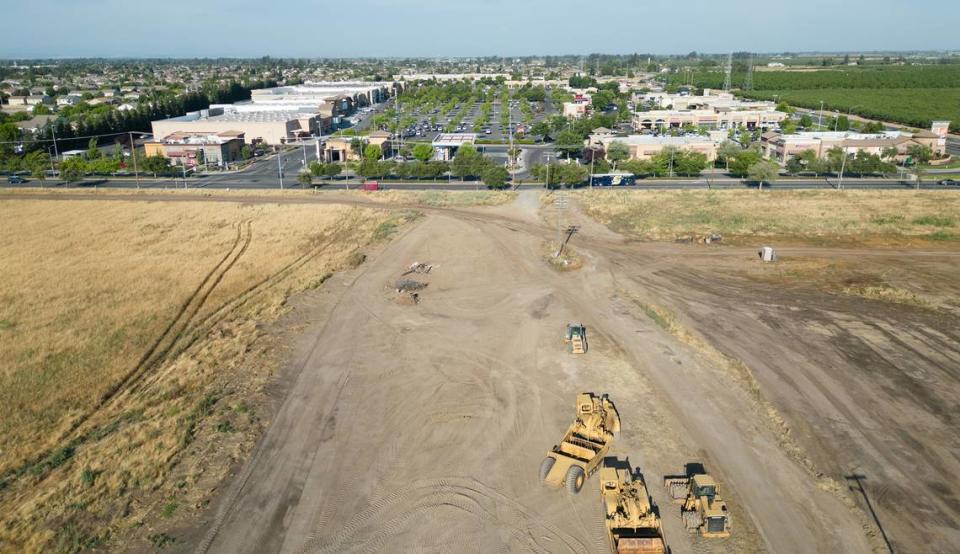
<box><xmin>673</xmin><ymin>151</ymin><xmax>709</xmax><ymax>176</ymax></box>
<box><xmin>717</xmin><ymin>141</ymin><xmax>742</xmax><ymax>171</ymax></box>
<box><xmin>60</xmin><ymin>157</ymin><xmax>85</xmax><ymax>183</ymax></box>
<box><xmin>531</xmin><ymin>120</ymin><xmax>550</xmax><ymax>138</ymax></box>
<box><xmin>606</xmin><ymin>141</ymin><xmax>630</xmax><ymax>169</ymax></box>
<box><xmin>728</xmin><ymin>149</ymin><xmax>761</xmax><ymax>177</ymax></box>
<box><xmin>412</xmin><ymin>143</ymin><xmax>434</xmax><ymax>163</ymax></box>
<box><xmin>297</xmin><ymin>171</ymin><xmax>313</xmax><ymax>187</ymax></box>
<box><xmin>32</xmin><ymin>104</ymin><xmax>52</xmax><ymax>116</ymax></box>
<box><xmin>907</xmin><ymin>144</ymin><xmax>933</xmax><ymax>165</ymax></box>
<box><xmin>881</xmin><ymin>146</ymin><xmax>900</xmax><ymax>162</ymax></box>
<box><xmin>825</xmin><ymin>146</ymin><xmax>846</xmax><ymax>174</ymax></box>
<box><xmin>240</xmin><ymin>145</ymin><xmax>252</xmax><ymax>160</ymax></box>
<box><xmin>862</xmin><ymin>121</ymin><xmax>885</xmax><ymax>134</ymax></box>
<box><xmin>776</xmin><ymin>101</ymin><xmax>793</xmax><ymax>114</ymax></box>
<box><xmin>364</xmin><ymin>143</ymin><xmax>383</xmax><ymax>161</ymax></box>
<box><xmin>799</xmin><ymin>114</ymin><xmax>813</xmax><ymax>128</ymax></box>
<box><xmin>350</xmin><ymin>138</ymin><xmax>364</xmax><ymax>157</ymax></box>
<box><xmin>748</xmin><ymin>160</ymin><xmax>780</xmax><ymax>189</ymax></box>
<box><xmin>323</xmin><ymin>163</ymin><xmax>343</xmax><ymax>179</ymax></box>
<box><xmin>86</xmin><ymin>138</ymin><xmax>100</xmax><ymax>160</ymax></box>
<box><xmin>555</xmin><ymin>128</ymin><xmax>582</xmax><ymax>158</ymax></box>
<box><xmin>452</xmin><ymin>145</ymin><xmax>483</xmax><ymax>179</ymax></box>
<box><xmin>141</xmin><ymin>154</ymin><xmax>171</xmax><ymax>176</ymax></box>
<box><xmin>481</xmin><ymin>164</ymin><xmax>510</xmax><ymax>189</ymax></box>
<box><xmin>836</xmin><ymin>115</ymin><xmax>851</xmax><ymax>131</ymax></box>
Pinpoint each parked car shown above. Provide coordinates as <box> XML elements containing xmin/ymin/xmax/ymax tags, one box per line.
<box><xmin>7</xmin><ymin>175</ymin><xmax>25</xmax><ymax>184</ymax></box>
<box><xmin>939</xmin><ymin>179</ymin><xmax>957</xmax><ymax>186</ymax></box>
<box><xmin>362</xmin><ymin>181</ymin><xmax>380</xmax><ymax>191</ymax></box>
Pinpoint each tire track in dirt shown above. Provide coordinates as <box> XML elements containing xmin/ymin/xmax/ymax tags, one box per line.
<box><xmin>0</xmin><ymin>220</ymin><xmax>251</xmax><ymax>485</ymax></box>
<box><xmin>298</xmin><ymin>478</ymin><xmax>589</xmax><ymax>554</ymax></box>
<box><xmin>130</xmin><ymin>220</ymin><xmax>253</xmax><ymax>394</ymax></box>
<box><xmin>163</xmin><ymin>213</ymin><xmax>360</xmax><ymax>369</ymax></box>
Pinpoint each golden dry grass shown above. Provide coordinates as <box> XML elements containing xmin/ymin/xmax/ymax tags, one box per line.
<box><xmin>0</xmin><ymin>198</ymin><xmax>413</xmax><ymax>551</ymax></box>
<box><xmin>2</xmin><ymin>187</ymin><xmax>517</xmax><ymax>208</ymax></box>
<box><xmin>576</xmin><ymin>190</ymin><xmax>960</xmax><ymax>245</ymax></box>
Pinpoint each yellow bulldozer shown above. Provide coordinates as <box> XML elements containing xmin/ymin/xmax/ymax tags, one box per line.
<box><xmin>540</xmin><ymin>393</ymin><xmax>620</xmax><ymax>493</ymax></box>
<box><xmin>564</xmin><ymin>323</ymin><xmax>587</xmax><ymax>354</ymax></box>
<box><xmin>600</xmin><ymin>463</ymin><xmax>668</xmax><ymax>554</ymax></box>
<box><xmin>664</xmin><ymin>471</ymin><xmax>731</xmax><ymax>538</ymax></box>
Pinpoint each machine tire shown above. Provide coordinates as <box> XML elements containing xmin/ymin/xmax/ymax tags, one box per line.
<box><xmin>539</xmin><ymin>457</ymin><xmax>555</xmax><ymax>484</ymax></box>
<box><xmin>565</xmin><ymin>466</ymin><xmax>585</xmax><ymax>494</ymax></box>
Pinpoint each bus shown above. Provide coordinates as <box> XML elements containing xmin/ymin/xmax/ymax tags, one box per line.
<box><xmin>589</xmin><ymin>172</ymin><xmax>636</xmax><ymax>187</ymax></box>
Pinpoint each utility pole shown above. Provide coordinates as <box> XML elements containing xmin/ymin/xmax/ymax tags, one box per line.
<box><xmin>554</xmin><ymin>190</ymin><xmax>568</xmax><ymax>257</ymax></box>
<box><xmin>51</xmin><ymin>125</ymin><xmax>59</xmax><ymax>163</ymax></box>
<box><xmin>723</xmin><ymin>53</ymin><xmax>733</xmax><ymax>92</ymax></box>
<box><xmin>818</xmin><ymin>101</ymin><xmax>825</xmax><ymax>129</ymax></box>
<box><xmin>277</xmin><ymin>146</ymin><xmax>284</xmax><ymax>190</ymax></box>
<box><xmin>129</xmin><ymin>131</ymin><xmax>140</xmax><ymax>190</ymax></box>
<box><xmin>837</xmin><ymin>151</ymin><xmax>848</xmax><ymax>191</ymax></box>
<box><xmin>589</xmin><ymin>152</ymin><xmax>594</xmax><ymax>190</ymax></box>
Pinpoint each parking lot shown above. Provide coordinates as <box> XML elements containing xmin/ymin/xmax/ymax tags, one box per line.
<box><xmin>381</xmin><ymin>84</ymin><xmax>557</xmax><ymax>146</ymax></box>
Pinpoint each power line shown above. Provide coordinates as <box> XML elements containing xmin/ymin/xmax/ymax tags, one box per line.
<box><xmin>0</xmin><ymin>129</ymin><xmax>152</xmax><ymax>145</ymax></box>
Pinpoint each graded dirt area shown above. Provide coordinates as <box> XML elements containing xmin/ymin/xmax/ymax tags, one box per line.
<box><xmin>183</xmin><ymin>191</ymin><xmax>904</xmax><ymax>554</ymax></box>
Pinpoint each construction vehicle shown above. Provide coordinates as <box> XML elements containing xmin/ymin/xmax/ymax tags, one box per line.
<box><xmin>600</xmin><ymin>464</ymin><xmax>667</xmax><ymax>554</ymax></box>
<box><xmin>564</xmin><ymin>323</ymin><xmax>587</xmax><ymax>354</ymax></box>
<box><xmin>664</xmin><ymin>470</ymin><xmax>731</xmax><ymax>538</ymax></box>
<box><xmin>540</xmin><ymin>393</ymin><xmax>620</xmax><ymax>494</ymax></box>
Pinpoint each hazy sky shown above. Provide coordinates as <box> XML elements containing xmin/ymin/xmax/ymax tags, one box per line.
<box><xmin>1</xmin><ymin>0</ymin><xmax>957</xmax><ymax>58</ymax></box>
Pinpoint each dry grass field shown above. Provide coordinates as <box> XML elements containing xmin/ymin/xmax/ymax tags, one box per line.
<box><xmin>0</xmin><ymin>197</ymin><xmax>416</xmax><ymax>551</ymax></box>
<box><xmin>576</xmin><ymin>189</ymin><xmax>960</xmax><ymax>245</ymax></box>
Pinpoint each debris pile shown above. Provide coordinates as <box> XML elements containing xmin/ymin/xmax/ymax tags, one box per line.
<box><xmin>402</xmin><ymin>262</ymin><xmax>433</xmax><ymax>275</ymax></box>
<box><xmin>758</xmin><ymin>246</ymin><xmax>777</xmax><ymax>262</ymax></box>
<box><xmin>395</xmin><ymin>279</ymin><xmax>428</xmax><ymax>293</ymax></box>
<box><xmin>393</xmin><ymin>261</ymin><xmax>434</xmax><ymax>304</ymax></box>
<box><xmin>675</xmin><ymin>233</ymin><xmax>723</xmax><ymax>245</ymax></box>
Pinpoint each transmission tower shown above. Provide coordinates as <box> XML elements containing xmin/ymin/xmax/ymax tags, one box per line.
<box><xmin>744</xmin><ymin>53</ymin><xmax>754</xmax><ymax>91</ymax></box>
<box><xmin>723</xmin><ymin>53</ymin><xmax>732</xmax><ymax>91</ymax></box>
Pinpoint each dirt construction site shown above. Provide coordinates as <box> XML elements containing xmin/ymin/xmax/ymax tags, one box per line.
<box><xmin>2</xmin><ymin>189</ymin><xmax>959</xmax><ymax>553</ymax></box>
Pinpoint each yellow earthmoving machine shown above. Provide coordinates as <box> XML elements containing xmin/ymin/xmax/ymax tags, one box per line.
<box><xmin>664</xmin><ymin>472</ymin><xmax>731</xmax><ymax>538</ymax></box>
<box><xmin>600</xmin><ymin>464</ymin><xmax>668</xmax><ymax>554</ymax></box>
<box><xmin>540</xmin><ymin>393</ymin><xmax>620</xmax><ymax>493</ymax></box>
<box><xmin>565</xmin><ymin>323</ymin><xmax>587</xmax><ymax>354</ymax></box>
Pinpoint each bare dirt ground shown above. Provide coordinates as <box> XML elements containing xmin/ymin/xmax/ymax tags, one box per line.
<box><xmin>8</xmin><ymin>189</ymin><xmax>955</xmax><ymax>553</ymax></box>
<box><xmin>170</xmin><ymin>190</ymin><xmax>895</xmax><ymax>554</ymax></box>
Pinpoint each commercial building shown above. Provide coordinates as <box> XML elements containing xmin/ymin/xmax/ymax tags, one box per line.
<box><xmin>761</xmin><ymin>123</ymin><xmax>949</xmax><ymax>163</ymax></box>
<box><xmin>587</xmin><ymin>133</ymin><xmax>722</xmax><ymax>162</ymax></box>
<box><xmin>151</xmin><ymin>106</ymin><xmax>322</xmax><ymax>145</ymax></box>
<box><xmin>633</xmin><ymin>106</ymin><xmax>787</xmax><ymax>131</ymax></box>
<box><xmin>432</xmin><ymin>133</ymin><xmax>477</xmax><ymax>161</ymax></box>
<box><xmin>249</xmin><ymin>81</ymin><xmax>394</xmax><ymax>112</ymax></box>
<box><xmin>639</xmin><ymin>89</ymin><xmax>776</xmax><ymax>112</ymax></box>
<box><xmin>563</xmin><ymin>93</ymin><xmax>592</xmax><ymax>119</ymax></box>
<box><xmin>144</xmin><ymin>131</ymin><xmax>245</xmax><ymax>168</ymax></box>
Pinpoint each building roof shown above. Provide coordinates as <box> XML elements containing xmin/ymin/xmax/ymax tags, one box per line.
<box><xmin>594</xmin><ymin>134</ymin><xmax>717</xmax><ymax>147</ymax></box>
<box><xmin>368</xmin><ymin>130</ymin><xmax>391</xmax><ymax>138</ymax></box>
<box><xmin>913</xmin><ymin>130</ymin><xmax>939</xmax><ymax>139</ymax></box>
<box><xmin>432</xmin><ymin>133</ymin><xmax>477</xmax><ymax>147</ymax></box>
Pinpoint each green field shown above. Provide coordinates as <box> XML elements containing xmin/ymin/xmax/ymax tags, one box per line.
<box><xmin>667</xmin><ymin>65</ymin><xmax>960</xmax><ymax>131</ymax></box>
<box><xmin>746</xmin><ymin>88</ymin><xmax>960</xmax><ymax>130</ymax></box>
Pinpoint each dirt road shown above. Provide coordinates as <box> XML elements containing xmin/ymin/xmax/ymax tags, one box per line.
<box><xmin>176</xmin><ymin>192</ymin><xmax>885</xmax><ymax>554</ymax></box>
